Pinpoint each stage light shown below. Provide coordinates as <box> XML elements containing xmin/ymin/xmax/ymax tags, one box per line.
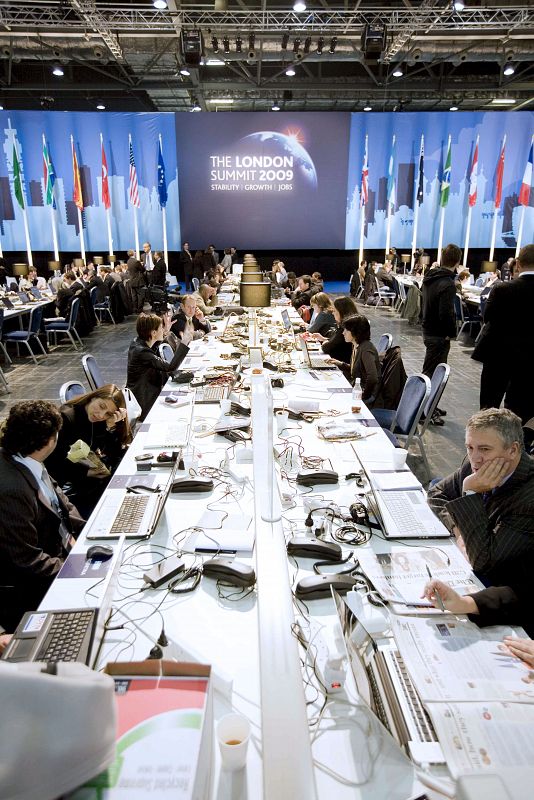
<box><xmin>235</xmin><ymin>36</ymin><xmax>242</xmax><ymax>53</ymax></box>
<box><xmin>449</xmin><ymin>104</ymin><xmax>458</xmax><ymax>111</ymax></box>
<box><xmin>285</xmin><ymin>65</ymin><xmax>296</xmax><ymax>76</ymax></box>
<box><xmin>191</xmin><ymin>99</ymin><xmax>202</xmax><ymax>111</ymax></box>
<box><xmin>364</xmin><ymin>104</ymin><xmax>372</xmax><ymax>111</ymax></box>
<box><xmin>392</xmin><ymin>68</ymin><xmax>403</xmax><ymax>77</ymax></box>
<box><xmin>223</xmin><ymin>36</ymin><xmax>230</xmax><ymax>54</ymax></box>
<box><xmin>491</xmin><ymin>97</ymin><xmax>516</xmax><ymax>105</ymax></box>
<box><xmin>272</xmin><ymin>102</ymin><xmax>281</xmax><ymax>111</ymax></box>
<box><xmin>208</xmin><ymin>98</ymin><xmax>234</xmax><ymax>104</ymax></box>
<box><xmin>303</xmin><ymin>37</ymin><xmax>312</xmax><ymax>54</ymax></box>
<box><xmin>211</xmin><ymin>36</ymin><xmax>219</xmax><ymax>53</ymax></box>
<box><xmin>317</xmin><ymin>37</ymin><xmax>324</xmax><ymax>55</ymax></box>
<box><xmin>503</xmin><ymin>63</ymin><xmax>515</xmax><ymax>76</ymax></box>
<box><xmin>206</xmin><ymin>58</ymin><xmax>225</xmax><ymax>66</ymax></box>
<box><xmin>153</xmin><ymin>0</ymin><xmax>168</xmax><ymax>8</ymax></box>
<box><xmin>248</xmin><ymin>33</ymin><xmax>255</xmax><ymax>54</ymax></box>
<box><xmin>96</xmin><ymin>102</ymin><xmax>106</xmax><ymax>110</ymax></box>
<box><xmin>281</xmin><ymin>33</ymin><xmax>289</xmax><ymax>50</ymax></box>
<box><xmin>453</xmin><ymin>0</ymin><xmax>465</xmax><ymax>11</ymax></box>
<box><xmin>293</xmin><ymin>1</ymin><xmax>306</xmax><ymax>11</ymax></box>
<box><xmin>0</xmin><ymin>104</ymin><xmax>3</xmax><ymax>110</ymax></box>
<box><xmin>293</xmin><ymin>38</ymin><xmax>301</xmax><ymax>54</ymax></box>
<box><xmin>179</xmin><ymin>66</ymin><xmax>191</xmax><ymax>76</ymax></box>
<box><xmin>52</xmin><ymin>64</ymin><xmax>64</xmax><ymax>77</ymax></box>
<box><xmin>329</xmin><ymin>37</ymin><xmax>337</xmax><ymax>54</ymax></box>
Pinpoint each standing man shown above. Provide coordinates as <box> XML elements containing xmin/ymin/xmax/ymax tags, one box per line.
<box><xmin>126</xmin><ymin>249</ymin><xmax>147</xmax><ymax>313</ymax></box>
<box><xmin>151</xmin><ymin>250</ymin><xmax>167</xmax><ymax>289</ymax></box>
<box><xmin>141</xmin><ymin>242</ymin><xmax>154</xmax><ymax>274</ymax></box>
<box><xmin>477</xmin><ymin>244</ymin><xmax>534</xmax><ymax>423</ymax></box>
<box><xmin>180</xmin><ymin>242</ymin><xmax>194</xmax><ymax>291</ymax></box>
<box><xmin>421</xmin><ymin>242</ymin><xmax>460</xmax><ymax>379</ymax></box>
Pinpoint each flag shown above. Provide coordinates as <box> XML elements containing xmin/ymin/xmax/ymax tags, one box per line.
<box><xmin>440</xmin><ymin>138</ymin><xmax>451</xmax><ymax>208</ymax></box>
<box><xmin>157</xmin><ymin>139</ymin><xmax>167</xmax><ymax>208</ymax></box>
<box><xmin>387</xmin><ymin>137</ymin><xmax>396</xmax><ymax>208</ymax></box>
<box><xmin>416</xmin><ymin>135</ymin><xmax>425</xmax><ymax>204</ymax></box>
<box><xmin>42</xmin><ymin>139</ymin><xmax>56</xmax><ymax>208</ymax></box>
<box><xmin>468</xmin><ymin>138</ymin><xmax>479</xmax><ymax>208</ymax></box>
<box><xmin>101</xmin><ymin>141</ymin><xmax>111</xmax><ymax>211</ymax></box>
<box><xmin>494</xmin><ymin>140</ymin><xmax>506</xmax><ymax>209</ymax></box>
<box><xmin>518</xmin><ymin>140</ymin><xmax>533</xmax><ymax>207</ymax></box>
<box><xmin>129</xmin><ymin>139</ymin><xmax>140</xmax><ymax>208</ymax></box>
<box><xmin>71</xmin><ymin>139</ymin><xmax>83</xmax><ymax>211</ymax></box>
<box><xmin>12</xmin><ymin>143</ymin><xmax>24</xmax><ymax>209</ymax></box>
<box><xmin>360</xmin><ymin>136</ymin><xmax>368</xmax><ymax>208</ymax></box>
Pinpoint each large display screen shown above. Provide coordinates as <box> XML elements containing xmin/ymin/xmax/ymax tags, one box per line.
<box><xmin>175</xmin><ymin>112</ymin><xmax>350</xmax><ymax>250</ymax></box>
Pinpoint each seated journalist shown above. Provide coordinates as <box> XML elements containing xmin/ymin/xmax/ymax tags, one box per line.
<box><xmin>0</xmin><ymin>401</ymin><xmax>85</xmax><ymax>632</ymax></box>
<box><xmin>171</xmin><ymin>295</ymin><xmax>211</xmax><ymax>341</ymax></box>
<box><xmin>422</xmin><ymin>408</ymin><xmax>534</xmax><ymax>635</ymax></box>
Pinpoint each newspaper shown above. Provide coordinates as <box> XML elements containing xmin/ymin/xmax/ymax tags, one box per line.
<box><xmin>358</xmin><ymin>547</ymin><xmax>482</xmax><ymax>607</ymax></box>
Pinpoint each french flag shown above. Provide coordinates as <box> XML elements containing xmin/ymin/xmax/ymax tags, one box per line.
<box><xmin>519</xmin><ymin>140</ymin><xmax>533</xmax><ymax>207</ymax></box>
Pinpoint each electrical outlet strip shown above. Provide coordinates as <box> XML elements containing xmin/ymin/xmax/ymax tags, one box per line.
<box><xmin>297</xmin><ymin>619</ymin><xmax>346</xmax><ymax>694</ymax></box>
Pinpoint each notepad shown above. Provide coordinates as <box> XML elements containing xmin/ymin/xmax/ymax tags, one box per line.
<box><xmin>370</xmin><ymin>470</ymin><xmax>422</xmax><ymax>491</ymax></box>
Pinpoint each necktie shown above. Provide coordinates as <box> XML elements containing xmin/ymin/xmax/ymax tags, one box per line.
<box><xmin>41</xmin><ymin>466</ymin><xmax>74</xmax><ymax>551</ymax></box>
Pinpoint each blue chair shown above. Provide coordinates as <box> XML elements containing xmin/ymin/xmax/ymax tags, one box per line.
<box><xmin>2</xmin><ymin>306</ymin><xmax>47</xmax><ymax>365</ymax></box>
<box><xmin>420</xmin><ymin>363</ymin><xmax>450</xmax><ymax>435</ymax></box>
<box><xmin>45</xmin><ymin>297</ymin><xmax>83</xmax><ymax>350</ymax></box>
<box><xmin>158</xmin><ymin>342</ymin><xmax>174</xmax><ymax>363</ymax></box>
<box><xmin>82</xmin><ymin>353</ymin><xmax>105</xmax><ymax>391</ymax></box>
<box><xmin>372</xmin><ymin>373</ymin><xmax>431</xmax><ymax>469</ymax></box>
<box><xmin>59</xmin><ymin>381</ymin><xmax>86</xmax><ymax>404</ymax></box>
<box><xmin>374</xmin><ymin>275</ymin><xmax>397</xmax><ymax>307</ymax></box>
<box><xmin>0</xmin><ymin>308</ymin><xmax>13</xmax><ymax>365</ymax></box>
<box><xmin>90</xmin><ymin>286</ymin><xmax>116</xmax><ymax>325</ymax></box>
<box><xmin>377</xmin><ymin>333</ymin><xmax>392</xmax><ymax>356</ymax></box>
<box><xmin>454</xmin><ymin>293</ymin><xmax>480</xmax><ymax>337</ymax></box>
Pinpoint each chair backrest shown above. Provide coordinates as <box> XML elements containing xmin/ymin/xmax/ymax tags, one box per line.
<box><xmin>454</xmin><ymin>293</ymin><xmax>464</xmax><ymax>323</ymax></box>
<box><xmin>158</xmin><ymin>342</ymin><xmax>174</xmax><ymax>363</ymax></box>
<box><xmin>377</xmin><ymin>333</ymin><xmax>392</xmax><ymax>355</ymax></box>
<box><xmin>192</xmin><ymin>277</ymin><xmax>200</xmax><ymax>291</ymax></box>
<box><xmin>82</xmin><ymin>354</ymin><xmax>105</xmax><ymax>391</ymax></box>
<box><xmin>68</xmin><ymin>297</ymin><xmax>80</xmax><ymax>326</ymax></box>
<box><xmin>423</xmin><ymin>363</ymin><xmax>450</xmax><ymax>422</ymax></box>
<box><xmin>29</xmin><ymin>305</ymin><xmax>43</xmax><ymax>334</ymax></box>
<box><xmin>59</xmin><ymin>381</ymin><xmax>86</xmax><ymax>404</ymax></box>
<box><xmin>0</xmin><ymin>307</ymin><xmax>4</xmax><ymax>335</ymax></box>
<box><xmin>89</xmin><ymin>286</ymin><xmax>98</xmax><ymax>307</ymax></box>
<box><xmin>393</xmin><ymin>374</ymin><xmax>431</xmax><ymax>439</ymax></box>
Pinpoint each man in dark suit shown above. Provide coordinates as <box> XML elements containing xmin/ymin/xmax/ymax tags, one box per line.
<box><xmin>421</xmin><ymin>242</ymin><xmax>460</xmax><ymax>380</ymax></box>
<box><xmin>180</xmin><ymin>242</ymin><xmax>194</xmax><ymax>291</ymax></box>
<box><xmin>291</xmin><ymin>275</ymin><xmax>316</xmax><ymax>310</ymax></box>
<box><xmin>423</xmin><ymin>408</ymin><xmax>534</xmax><ymax>635</ymax></box>
<box><xmin>0</xmin><ymin>401</ymin><xmax>85</xmax><ymax>632</ymax></box>
<box><xmin>478</xmin><ymin>244</ymin><xmax>534</xmax><ymax>423</ymax></box>
<box><xmin>126</xmin><ymin>249</ymin><xmax>147</xmax><ymax>313</ymax></box>
<box><xmin>170</xmin><ymin>295</ymin><xmax>210</xmax><ymax>342</ymax></box>
<box><xmin>150</xmin><ymin>251</ymin><xmax>167</xmax><ymax>288</ymax></box>
<box><xmin>55</xmin><ymin>272</ymin><xmax>77</xmax><ymax>317</ymax></box>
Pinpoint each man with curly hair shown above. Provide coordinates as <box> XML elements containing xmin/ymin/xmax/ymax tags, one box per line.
<box><xmin>0</xmin><ymin>401</ymin><xmax>85</xmax><ymax>631</ymax></box>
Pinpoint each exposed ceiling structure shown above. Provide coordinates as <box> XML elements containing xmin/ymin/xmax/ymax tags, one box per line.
<box><xmin>1</xmin><ymin>2</ymin><xmax>533</xmax><ymax>113</ymax></box>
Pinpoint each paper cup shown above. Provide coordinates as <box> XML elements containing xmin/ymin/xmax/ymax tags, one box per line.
<box><xmin>392</xmin><ymin>448</ymin><xmax>408</xmax><ymax>469</ymax></box>
<box><xmin>217</xmin><ymin>713</ymin><xmax>251</xmax><ymax>771</ymax></box>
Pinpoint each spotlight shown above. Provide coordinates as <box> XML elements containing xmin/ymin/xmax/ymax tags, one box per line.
<box><xmin>272</xmin><ymin>102</ymin><xmax>281</xmax><ymax>111</ymax></box>
<box><xmin>293</xmin><ymin>39</ymin><xmax>301</xmax><ymax>54</ymax></box>
<box><xmin>153</xmin><ymin>0</ymin><xmax>168</xmax><ymax>8</ymax></box>
<box><xmin>285</xmin><ymin>65</ymin><xmax>296</xmax><ymax>76</ymax></box>
<box><xmin>317</xmin><ymin>36</ymin><xmax>324</xmax><ymax>55</ymax></box>
<box><xmin>180</xmin><ymin>66</ymin><xmax>190</xmax><ymax>76</ymax></box>
<box><xmin>211</xmin><ymin>36</ymin><xmax>219</xmax><ymax>53</ymax></box>
<box><xmin>449</xmin><ymin>104</ymin><xmax>458</xmax><ymax>111</ymax></box>
<box><xmin>329</xmin><ymin>37</ymin><xmax>337</xmax><ymax>54</ymax></box>
<box><xmin>293</xmin><ymin>1</ymin><xmax>306</xmax><ymax>11</ymax></box>
<box><xmin>303</xmin><ymin>37</ymin><xmax>311</xmax><ymax>54</ymax></box>
<box><xmin>392</xmin><ymin>68</ymin><xmax>403</xmax><ymax>77</ymax></box>
<box><xmin>248</xmin><ymin>33</ymin><xmax>255</xmax><ymax>54</ymax></box>
<box><xmin>281</xmin><ymin>33</ymin><xmax>289</xmax><ymax>50</ymax></box>
<box><xmin>0</xmin><ymin>103</ymin><xmax>3</xmax><ymax>110</ymax></box>
<box><xmin>453</xmin><ymin>0</ymin><xmax>465</xmax><ymax>11</ymax></box>
<box><xmin>503</xmin><ymin>63</ymin><xmax>515</xmax><ymax>76</ymax></box>
<box><xmin>223</xmin><ymin>36</ymin><xmax>230</xmax><ymax>54</ymax></box>
<box><xmin>363</xmin><ymin>104</ymin><xmax>372</xmax><ymax>111</ymax></box>
<box><xmin>96</xmin><ymin>102</ymin><xmax>106</xmax><ymax>110</ymax></box>
<box><xmin>52</xmin><ymin>64</ymin><xmax>64</xmax><ymax>77</ymax></box>
<box><xmin>235</xmin><ymin>36</ymin><xmax>242</xmax><ymax>53</ymax></box>
<box><xmin>191</xmin><ymin>99</ymin><xmax>202</xmax><ymax>112</ymax></box>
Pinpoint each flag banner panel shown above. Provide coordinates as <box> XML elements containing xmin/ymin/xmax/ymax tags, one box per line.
<box><xmin>0</xmin><ymin>111</ymin><xmax>179</xmax><ymax>252</ymax></box>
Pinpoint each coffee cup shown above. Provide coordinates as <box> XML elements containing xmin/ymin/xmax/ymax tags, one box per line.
<box><xmin>216</xmin><ymin>713</ymin><xmax>251</xmax><ymax>771</ymax></box>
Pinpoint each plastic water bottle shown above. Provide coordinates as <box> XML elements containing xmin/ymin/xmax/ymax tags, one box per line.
<box><xmin>351</xmin><ymin>378</ymin><xmax>362</xmax><ymax>414</ymax></box>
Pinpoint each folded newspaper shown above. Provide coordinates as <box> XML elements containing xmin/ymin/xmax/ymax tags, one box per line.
<box><xmin>67</xmin><ymin>439</ymin><xmax>110</xmax><ymax>476</ymax></box>
<box><xmin>318</xmin><ymin>420</ymin><xmax>369</xmax><ymax>441</ymax></box>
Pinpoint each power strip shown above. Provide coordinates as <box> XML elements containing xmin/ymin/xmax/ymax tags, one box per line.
<box><xmin>298</xmin><ymin>619</ymin><xmax>346</xmax><ymax>693</ymax></box>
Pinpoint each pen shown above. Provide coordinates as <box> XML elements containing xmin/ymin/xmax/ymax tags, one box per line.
<box><xmin>426</xmin><ymin>564</ymin><xmax>447</xmax><ymax>613</ymax></box>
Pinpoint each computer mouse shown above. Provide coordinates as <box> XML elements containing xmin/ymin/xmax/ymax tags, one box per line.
<box><xmin>171</xmin><ymin>478</ymin><xmax>214</xmax><ymax>493</ymax></box>
<box><xmin>202</xmin><ymin>557</ymin><xmax>256</xmax><ymax>588</ymax></box>
<box><xmin>295</xmin><ymin>573</ymin><xmax>358</xmax><ymax>600</ymax></box>
<box><xmin>86</xmin><ymin>544</ymin><xmax>114</xmax><ymax>561</ymax></box>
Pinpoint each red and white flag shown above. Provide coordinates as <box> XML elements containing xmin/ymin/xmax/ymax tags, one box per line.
<box><xmin>360</xmin><ymin>135</ymin><xmax>368</xmax><ymax>208</ymax></box>
<box><xmin>129</xmin><ymin>138</ymin><xmax>140</xmax><ymax>209</ymax></box>
<box><xmin>468</xmin><ymin>136</ymin><xmax>479</xmax><ymax>207</ymax></box>
<box><xmin>518</xmin><ymin>140</ymin><xmax>533</xmax><ymax>207</ymax></box>
<box><xmin>101</xmin><ymin>141</ymin><xmax>111</xmax><ymax>211</ymax></box>
<box><xmin>494</xmin><ymin>139</ymin><xmax>506</xmax><ymax>209</ymax></box>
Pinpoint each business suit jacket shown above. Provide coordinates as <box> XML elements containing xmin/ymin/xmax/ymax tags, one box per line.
<box><xmin>56</xmin><ymin>285</ymin><xmax>76</xmax><ymax>317</ymax></box>
<box><xmin>170</xmin><ymin>308</ymin><xmax>211</xmax><ymax>339</ymax></box>
<box><xmin>126</xmin><ymin>337</ymin><xmax>189</xmax><ymax>420</ymax></box>
<box><xmin>428</xmin><ymin>451</ymin><xmax>534</xmax><ymax>634</ymax></box>
<box><xmin>483</xmin><ymin>274</ymin><xmax>534</xmax><ymax>353</ymax></box>
<box><xmin>0</xmin><ymin>450</ymin><xmax>85</xmax><ymax>631</ymax></box>
<box><xmin>180</xmin><ymin>249</ymin><xmax>193</xmax><ymax>277</ymax></box>
<box><xmin>150</xmin><ymin>258</ymin><xmax>167</xmax><ymax>288</ymax></box>
<box><xmin>321</xmin><ymin>326</ymin><xmax>352</xmax><ymax>364</ymax></box>
<box><xmin>126</xmin><ymin>257</ymin><xmax>146</xmax><ymax>288</ymax></box>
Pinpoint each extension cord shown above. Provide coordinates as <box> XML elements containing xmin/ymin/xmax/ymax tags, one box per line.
<box><xmin>299</xmin><ymin>619</ymin><xmax>346</xmax><ymax>694</ymax></box>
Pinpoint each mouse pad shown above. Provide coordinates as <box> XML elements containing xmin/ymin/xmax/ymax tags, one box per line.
<box><xmin>57</xmin><ymin>555</ymin><xmax>112</xmax><ymax>579</ymax></box>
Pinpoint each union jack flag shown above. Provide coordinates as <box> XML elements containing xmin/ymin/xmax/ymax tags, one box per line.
<box><xmin>129</xmin><ymin>138</ymin><xmax>140</xmax><ymax>208</ymax></box>
<box><xmin>360</xmin><ymin>135</ymin><xmax>368</xmax><ymax>208</ymax></box>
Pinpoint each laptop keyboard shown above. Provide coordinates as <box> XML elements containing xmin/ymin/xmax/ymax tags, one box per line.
<box><xmin>381</xmin><ymin>491</ymin><xmax>428</xmax><ymax>536</ymax></box>
<box><xmin>110</xmin><ymin>494</ymin><xmax>150</xmax><ymax>536</ymax></box>
<box><xmin>195</xmin><ymin>385</ymin><xmax>230</xmax><ymax>403</ymax></box>
<box><xmin>36</xmin><ymin>610</ymin><xmax>95</xmax><ymax>663</ymax></box>
<box><xmin>366</xmin><ymin>665</ymin><xmax>393</xmax><ymax>733</ymax></box>
<box><xmin>390</xmin><ymin>651</ymin><xmax>437</xmax><ymax>743</ymax></box>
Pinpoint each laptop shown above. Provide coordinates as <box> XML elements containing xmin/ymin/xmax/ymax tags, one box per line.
<box><xmin>30</xmin><ymin>287</ymin><xmax>43</xmax><ymax>300</ymax></box>
<box><xmin>17</xmin><ymin>291</ymin><xmax>31</xmax><ymax>304</ymax></box>
<box><xmin>332</xmin><ymin>588</ymin><xmax>445</xmax><ymax>765</ymax></box>
<box><xmin>0</xmin><ymin>296</ymin><xmax>15</xmax><ymax>309</ymax></box>
<box><xmin>301</xmin><ymin>336</ymin><xmax>336</xmax><ymax>370</ymax></box>
<box><xmin>281</xmin><ymin>309</ymin><xmax>293</xmax><ymax>332</ymax></box>
<box><xmin>84</xmin><ymin>460</ymin><xmax>180</xmax><ymax>540</ymax></box>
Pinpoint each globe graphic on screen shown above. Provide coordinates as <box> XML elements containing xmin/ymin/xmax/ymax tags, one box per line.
<box><xmin>240</xmin><ymin>131</ymin><xmax>318</xmax><ymax>189</ymax></box>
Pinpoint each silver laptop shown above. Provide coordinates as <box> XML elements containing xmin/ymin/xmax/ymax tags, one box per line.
<box><xmin>332</xmin><ymin>589</ymin><xmax>445</xmax><ymax>766</ymax></box>
<box><xmin>301</xmin><ymin>336</ymin><xmax>336</xmax><ymax>370</ymax></box>
<box><xmin>85</xmin><ymin>461</ymin><xmax>180</xmax><ymax>540</ymax></box>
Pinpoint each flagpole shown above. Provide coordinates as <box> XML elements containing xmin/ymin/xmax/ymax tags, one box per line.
<box><xmin>515</xmin><ymin>133</ymin><xmax>534</xmax><ymax>257</ymax></box>
<box><xmin>411</xmin><ymin>134</ymin><xmax>424</xmax><ymax>270</ymax></box>
<box><xmin>358</xmin><ymin>134</ymin><xmax>368</xmax><ymax>268</ymax></box>
<box><xmin>358</xmin><ymin>205</ymin><xmax>365</xmax><ymax>269</ymax></box>
<box><xmin>100</xmin><ymin>133</ymin><xmax>114</xmax><ymax>258</ymax></box>
<box><xmin>71</xmin><ymin>135</ymin><xmax>86</xmax><ymax>264</ymax></box>
<box><xmin>385</xmin><ymin>133</ymin><xmax>396</xmax><ymax>259</ymax></box>
<box><xmin>129</xmin><ymin>133</ymin><xmax>140</xmax><ymax>259</ymax></box>
<box><xmin>42</xmin><ymin>134</ymin><xmax>59</xmax><ymax>261</ymax></box>
<box><xmin>158</xmin><ymin>134</ymin><xmax>168</xmax><ymax>265</ymax></box>
<box><xmin>437</xmin><ymin>134</ymin><xmax>451</xmax><ymax>264</ymax></box>
<box><xmin>462</xmin><ymin>135</ymin><xmax>479</xmax><ymax>269</ymax></box>
<box><xmin>489</xmin><ymin>134</ymin><xmax>506</xmax><ymax>262</ymax></box>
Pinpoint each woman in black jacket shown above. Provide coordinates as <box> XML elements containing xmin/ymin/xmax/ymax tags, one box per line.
<box><xmin>127</xmin><ymin>313</ymin><xmax>192</xmax><ymax>421</ymax></box>
<box><xmin>310</xmin><ymin>296</ymin><xmax>358</xmax><ymax>363</ymax></box>
<box><xmin>332</xmin><ymin>315</ymin><xmax>381</xmax><ymax>402</ymax></box>
<box><xmin>45</xmin><ymin>384</ymin><xmax>132</xmax><ymax>517</ymax></box>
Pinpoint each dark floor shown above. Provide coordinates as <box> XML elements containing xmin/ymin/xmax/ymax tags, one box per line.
<box><xmin>0</xmin><ymin>287</ymin><xmax>480</xmax><ymax>480</ymax></box>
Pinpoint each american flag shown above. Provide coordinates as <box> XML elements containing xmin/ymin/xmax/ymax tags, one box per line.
<box><xmin>360</xmin><ymin>135</ymin><xmax>368</xmax><ymax>208</ymax></box>
<box><xmin>129</xmin><ymin>138</ymin><xmax>140</xmax><ymax>208</ymax></box>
